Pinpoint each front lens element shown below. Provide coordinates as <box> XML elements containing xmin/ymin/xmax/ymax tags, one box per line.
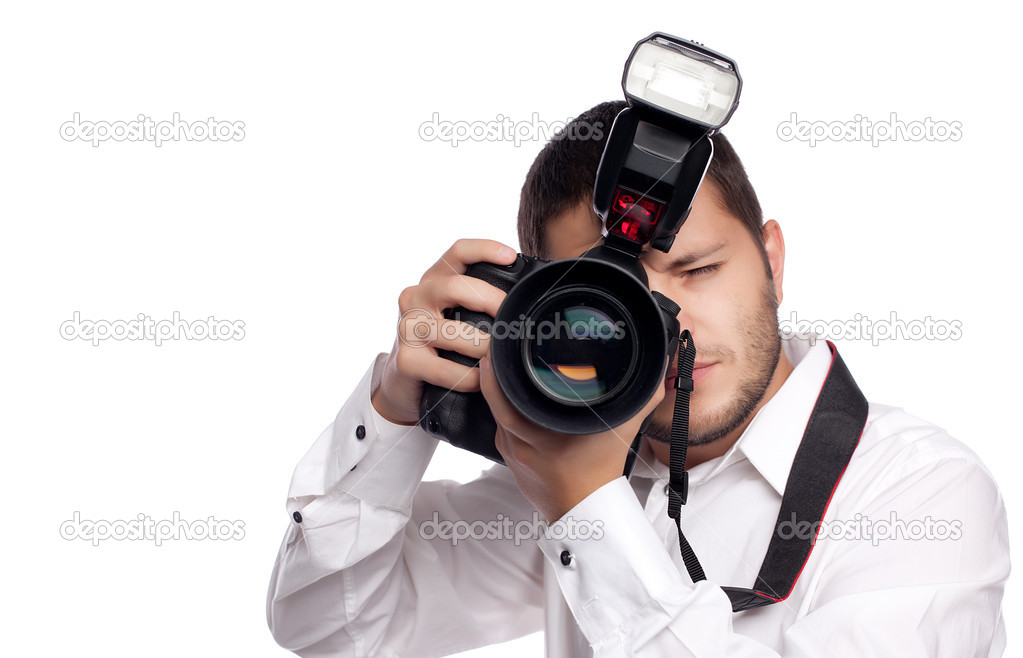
<box><xmin>524</xmin><ymin>289</ymin><xmax>638</xmax><ymax>406</ymax></box>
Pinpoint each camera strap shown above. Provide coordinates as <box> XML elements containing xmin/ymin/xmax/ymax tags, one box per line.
<box><xmin>665</xmin><ymin>331</ymin><xmax>868</xmax><ymax>612</ymax></box>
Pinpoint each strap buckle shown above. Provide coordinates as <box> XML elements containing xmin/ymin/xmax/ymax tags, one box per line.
<box><xmin>666</xmin><ymin>471</ymin><xmax>689</xmax><ymax>518</ymax></box>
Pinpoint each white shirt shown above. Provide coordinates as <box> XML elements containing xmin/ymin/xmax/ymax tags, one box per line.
<box><xmin>266</xmin><ymin>335</ymin><xmax>1009</xmax><ymax>657</ymax></box>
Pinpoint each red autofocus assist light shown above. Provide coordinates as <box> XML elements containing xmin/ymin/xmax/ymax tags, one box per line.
<box><xmin>607</xmin><ymin>187</ymin><xmax>665</xmax><ymax>243</ymax></box>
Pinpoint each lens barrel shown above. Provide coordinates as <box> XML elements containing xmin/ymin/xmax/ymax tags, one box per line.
<box><xmin>491</xmin><ymin>256</ymin><xmax>672</xmax><ymax>435</ymax></box>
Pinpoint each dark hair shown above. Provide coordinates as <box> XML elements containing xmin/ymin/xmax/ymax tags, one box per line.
<box><xmin>517</xmin><ymin>100</ymin><xmax>766</xmax><ymax>266</ymax></box>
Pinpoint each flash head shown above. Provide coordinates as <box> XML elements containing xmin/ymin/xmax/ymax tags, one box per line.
<box><xmin>624</xmin><ymin>34</ymin><xmax>741</xmax><ymax>130</ymax></box>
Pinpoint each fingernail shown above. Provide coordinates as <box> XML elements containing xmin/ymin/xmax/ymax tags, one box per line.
<box><xmin>479</xmin><ymin>356</ymin><xmax>491</xmax><ymax>372</ymax></box>
<box><xmin>498</xmin><ymin>246</ymin><xmax>516</xmax><ymax>261</ymax></box>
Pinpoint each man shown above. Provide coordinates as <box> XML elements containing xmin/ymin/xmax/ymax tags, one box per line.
<box><xmin>267</xmin><ymin>101</ymin><xmax>1009</xmax><ymax>656</ymax></box>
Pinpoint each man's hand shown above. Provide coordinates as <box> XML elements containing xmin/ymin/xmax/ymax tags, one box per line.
<box><xmin>371</xmin><ymin>239</ymin><xmax>518</xmax><ymax>426</ymax></box>
<box><xmin>479</xmin><ymin>353</ymin><xmax>666</xmax><ymax>523</ymax></box>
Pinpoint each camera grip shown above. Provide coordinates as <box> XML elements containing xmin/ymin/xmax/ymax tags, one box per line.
<box><xmin>418</xmin><ymin>256</ymin><xmax>535</xmax><ymax>463</ymax></box>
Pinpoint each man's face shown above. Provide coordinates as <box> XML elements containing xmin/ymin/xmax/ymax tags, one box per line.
<box><xmin>544</xmin><ymin>182</ymin><xmax>786</xmax><ymax>449</ymax></box>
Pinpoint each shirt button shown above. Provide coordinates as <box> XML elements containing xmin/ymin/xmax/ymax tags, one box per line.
<box><xmin>560</xmin><ymin>550</ymin><xmax>572</xmax><ymax>566</ymax></box>
<box><xmin>292</xmin><ymin>511</ymin><xmax>303</xmax><ymax>524</ymax></box>
<box><xmin>355</xmin><ymin>425</ymin><xmax>366</xmax><ymax>440</ymax></box>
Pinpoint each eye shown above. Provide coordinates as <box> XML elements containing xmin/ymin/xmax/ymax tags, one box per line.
<box><xmin>683</xmin><ymin>264</ymin><xmax>720</xmax><ymax>277</ymax></box>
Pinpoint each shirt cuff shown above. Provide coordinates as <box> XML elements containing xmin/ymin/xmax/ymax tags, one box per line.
<box><xmin>287</xmin><ymin>353</ymin><xmax>440</xmax><ymax>512</ymax></box>
<box><xmin>536</xmin><ymin>476</ymin><xmax>732</xmax><ymax>647</ymax></box>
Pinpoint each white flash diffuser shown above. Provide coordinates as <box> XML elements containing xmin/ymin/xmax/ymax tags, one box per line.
<box><xmin>624</xmin><ymin>35</ymin><xmax>741</xmax><ymax>129</ymax></box>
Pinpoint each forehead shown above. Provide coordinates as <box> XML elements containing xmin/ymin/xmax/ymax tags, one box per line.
<box><xmin>543</xmin><ymin>181</ymin><xmax>745</xmax><ymax>261</ymax></box>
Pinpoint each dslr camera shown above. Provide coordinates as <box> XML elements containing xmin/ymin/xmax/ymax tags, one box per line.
<box><xmin>419</xmin><ymin>33</ymin><xmax>742</xmax><ymax>464</ymax></box>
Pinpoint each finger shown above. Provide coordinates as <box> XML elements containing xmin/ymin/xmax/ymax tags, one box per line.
<box><xmin>478</xmin><ymin>355</ymin><xmax>529</xmax><ymax>438</ymax></box>
<box><xmin>428</xmin><ymin>319</ymin><xmax>490</xmax><ymax>360</ymax></box>
<box><xmin>642</xmin><ymin>380</ymin><xmax>666</xmax><ymax>415</ymax></box>
<box><xmin>416</xmin><ymin>274</ymin><xmax>508</xmax><ymax>318</ymax></box>
<box><xmin>397</xmin><ymin>311</ymin><xmax>490</xmax><ymax>359</ymax></box>
<box><xmin>482</xmin><ymin>361</ymin><xmax>542</xmax><ymax>465</ymax></box>
<box><xmin>396</xmin><ymin>307</ymin><xmax>439</xmax><ymax>347</ymax></box>
<box><xmin>605</xmin><ymin>386</ymin><xmax>667</xmax><ymax>448</ymax></box>
<box><xmin>493</xmin><ymin>424</ymin><xmax>511</xmax><ymax>465</ymax></box>
<box><xmin>421</xmin><ymin>239</ymin><xmax>518</xmax><ymax>283</ymax></box>
<box><xmin>618</xmin><ymin>384</ymin><xmax>665</xmax><ymax>432</ymax></box>
<box><xmin>396</xmin><ymin>344</ymin><xmax>481</xmax><ymax>393</ymax></box>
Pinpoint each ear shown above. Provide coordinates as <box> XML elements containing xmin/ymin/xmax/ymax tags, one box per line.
<box><xmin>761</xmin><ymin>220</ymin><xmax>785</xmax><ymax>304</ymax></box>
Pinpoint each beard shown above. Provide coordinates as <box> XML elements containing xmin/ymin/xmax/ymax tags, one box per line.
<box><xmin>643</xmin><ymin>279</ymin><xmax>782</xmax><ymax>448</ymax></box>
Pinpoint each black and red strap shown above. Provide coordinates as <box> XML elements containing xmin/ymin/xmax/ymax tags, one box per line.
<box><xmin>663</xmin><ymin>335</ymin><xmax>868</xmax><ymax>612</ymax></box>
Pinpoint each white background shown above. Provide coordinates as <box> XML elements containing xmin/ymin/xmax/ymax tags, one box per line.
<box><xmin>1</xmin><ymin>1</ymin><xmax>1019</xmax><ymax>656</ymax></box>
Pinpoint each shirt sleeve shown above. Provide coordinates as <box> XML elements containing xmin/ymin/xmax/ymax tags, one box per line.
<box><xmin>266</xmin><ymin>354</ymin><xmax>545</xmax><ymax>657</ymax></box>
<box><xmin>536</xmin><ymin>447</ymin><xmax>1009</xmax><ymax>657</ymax></box>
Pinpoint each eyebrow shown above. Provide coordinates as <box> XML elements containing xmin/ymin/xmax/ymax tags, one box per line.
<box><xmin>642</xmin><ymin>241</ymin><xmax>728</xmax><ymax>269</ymax></box>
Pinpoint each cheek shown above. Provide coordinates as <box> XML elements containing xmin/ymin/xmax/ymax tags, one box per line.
<box><xmin>698</xmin><ymin>298</ymin><xmax>748</xmax><ymax>351</ymax></box>
<box><xmin>665</xmin><ymin>275</ymin><xmax>743</xmax><ymax>341</ymax></box>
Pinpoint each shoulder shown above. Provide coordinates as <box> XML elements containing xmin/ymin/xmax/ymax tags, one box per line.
<box><xmin>858</xmin><ymin>403</ymin><xmax>986</xmax><ymax>469</ymax></box>
<box><xmin>841</xmin><ymin>403</ymin><xmax>1003</xmax><ymax>511</ymax></box>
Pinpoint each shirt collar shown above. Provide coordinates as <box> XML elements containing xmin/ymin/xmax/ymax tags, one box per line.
<box><xmin>630</xmin><ymin>334</ymin><xmax>834</xmax><ymax>496</ymax></box>
<box><xmin>731</xmin><ymin>335</ymin><xmax>834</xmax><ymax>495</ymax></box>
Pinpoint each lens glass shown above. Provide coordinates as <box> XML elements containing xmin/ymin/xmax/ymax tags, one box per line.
<box><xmin>523</xmin><ymin>289</ymin><xmax>637</xmax><ymax>406</ymax></box>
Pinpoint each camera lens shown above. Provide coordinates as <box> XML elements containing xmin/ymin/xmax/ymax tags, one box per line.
<box><xmin>523</xmin><ymin>288</ymin><xmax>637</xmax><ymax>406</ymax></box>
<box><xmin>492</xmin><ymin>257</ymin><xmax>670</xmax><ymax>435</ymax></box>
